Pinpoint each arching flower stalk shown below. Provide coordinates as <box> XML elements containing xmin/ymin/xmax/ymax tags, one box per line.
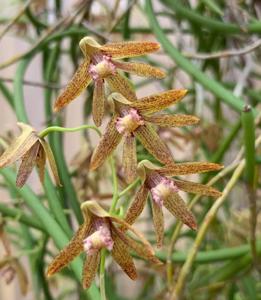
<box><xmin>0</xmin><ymin>123</ymin><xmax>61</xmax><ymax>187</ymax></box>
<box><xmin>47</xmin><ymin>201</ymin><xmax>160</xmax><ymax>289</ymax></box>
<box><xmin>124</xmin><ymin>160</ymin><xmax>223</xmax><ymax>247</ymax></box>
<box><xmin>90</xmin><ymin>90</ymin><xmax>200</xmax><ymax>183</ymax></box>
<box><xmin>54</xmin><ymin>36</ymin><xmax>166</xmax><ymax>126</ymax></box>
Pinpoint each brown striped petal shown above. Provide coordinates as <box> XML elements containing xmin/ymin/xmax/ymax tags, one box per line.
<box><xmin>151</xmin><ymin>199</ymin><xmax>164</xmax><ymax>248</ymax></box>
<box><xmin>39</xmin><ymin>139</ymin><xmax>61</xmax><ymax>187</ymax></box>
<box><xmin>0</xmin><ymin>123</ymin><xmax>38</xmax><ymax>168</ymax></box>
<box><xmin>36</xmin><ymin>145</ymin><xmax>46</xmax><ymax>184</ymax></box>
<box><xmin>47</xmin><ymin>222</ymin><xmax>91</xmax><ymax>276</ymax></box>
<box><xmin>131</xmin><ymin>89</ymin><xmax>187</xmax><ymax>114</ymax></box>
<box><xmin>164</xmin><ymin>193</ymin><xmax>197</xmax><ymax>230</ymax></box>
<box><xmin>134</xmin><ymin>124</ymin><xmax>173</xmax><ymax>164</ymax></box>
<box><xmin>158</xmin><ymin>162</ymin><xmax>223</xmax><ymax>176</ymax></box>
<box><xmin>54</xmin><ymin>59</ymin><xmax>92</xmax><ymax>112</ymax></box>
<box><xmin>111</xmin><ymin>235</ymin><xmax>137</xmax><ymax>280</ymax></box>
<box><xmin>101</xmin><ymin>41</ymin><xmax>160</xmax><ymax>59</ymax></box>
<box><xmin>113</xmin><ymin>60</ymin><xmax>165</xmax><ymax>79</ymax></box>
<box><xmin>112</xmin><ymin>224</ymin><xmax>160</xmax><ymax>264</ymax></box>
<box><xmin>175</xmin><ymin>179</ymin><xmax>222</xmax><ymax>198</ymax></box>
<box><xmin>144</xmin><ymin>114</ymin><xmax>200</xmax><ymax>127</ymax></box>
<box><xmin>122</xmin><ymin>134</ymin><xmax>137</xmax><ymax>184</ymax></box>
<box><xmin>82</xmin><ymin>251</ymin><xmax>100</xmax><ymax>289</ymax></box>
<box><xmin>92</xmin><ymin>79</ymin><xmax>105</xmax><ymax>127</ymax></box>
<box><xmin>106</xmin><ymin>72</ymin><xmax>137</xmax><ymax>101</ymax></box>
<box><xmin>124</xmin><ymin>184</ymin><xmax>149</xmax><ymax>225</ymax></box>
<box><xmin>16</xmin><ymin>142</ymin><xmax>40</xmax><ymax>188</ymax></box>
<box><xmin>89</xmin><ymin>115</ymin><xmax>122</xmax><ymax>170</ymax></box>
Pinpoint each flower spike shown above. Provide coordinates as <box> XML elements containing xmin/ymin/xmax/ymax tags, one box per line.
<box><xmin>124</xmin><ymin>160</ymin><xmax>223</xmax><ymax>247</ymax></box>
<box><xmin>54</xmin><ymin>37</ymin><xmax>165</xmax><ymax>126</ymax></box>
<box><xmin>47</xmin><ymin>201</ymin><xmax>160</xmax><ymax>289</ymax></box>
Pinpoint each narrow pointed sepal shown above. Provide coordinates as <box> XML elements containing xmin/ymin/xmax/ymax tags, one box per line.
<box><xmin>131</xmin><ymin>89</ymin><xmax>187</xmax><ymax>114</ymax></box>
<box><xmin>144</xmin><ymin>114</ymin><xmax>200</xmax><ymax>127</ymax></box>
<box><xmin>151</xmin><ymin>199</ymin><xmax>164</xmax><ymax>248</ymax></box>
<box><xmin>101</xmin><ymin>41</ymin><xmax>160</xmax><ymax>59</ymax></box>
<box><xmin>124</xmin><ymin>184</ymin><xmax>149</xmax><ymax>225</ymax></box>
<box><xmin>82</xmin><ymin>252</ymin><xmax>100</xmax><ymax>289</ymax></box>
<box><xmin>36</xmin><ymin>145</ymin><xmax>46</xmax><ymax>184</ymax></box>
<box><xmin>122</xmin><ymin>134</ymin><xmax>137</xmax><ymax>184</ymax></box>
<box><xmin>175</xmin><ymin>180</ymin><xmax>222</xmax><ymax>198</ymax></box>
<box><xmin>158</xmin><ymin>162</ymin><xmax>223</xmax><ymax>176</ymax></box>
<box><xmin>134</xmin><ymin>124</ymin><xmax>173</xmax><ymax>164</ymax></box>
<box><xmin>164</xmin><ymin>193</ymin><xmax>197</xmax><ymax>230</ymax></box>
<box><xmin>113</xmin><ymin>60</ymin><xmax>165</xmax><ymax>79</ymax></box>
<box><xmin>54</xmin><ymin>59</ymin><xmax>91</xmax><ymax>112</ymax></box>
<box><xmin>92</xmin><ymin>79</ymin><xmax>105</xmax><ymax>127</ymax></box>
<box><xmin>90</xmin><ymin>115</ymin><xmax>122</xmax><ymax>170</ymax></box>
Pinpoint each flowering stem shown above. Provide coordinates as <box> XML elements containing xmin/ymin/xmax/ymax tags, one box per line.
<box><xmin>39</xmin><ymin>125</ymin><xmax>101</xmax><ymax>138</ymax></box>
<box><xmin>99</xmin><ymin>249</ymin><xmax>107</xmax><ymax>300</ymax></box>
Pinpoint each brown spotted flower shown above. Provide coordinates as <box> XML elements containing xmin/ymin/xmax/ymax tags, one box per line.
<box><xmin>0</xmin><ymin>123</ymin><xmax>61</xmax><ymax>187</ymax></box>
<box><xmin>47</xmin><ymin>201</ymin><xmax>160</xmax><ymax>289</ymax></box>
<box><xmin>89</xmin><ymin>90</ymin><xmax>200</xmax><ymax>183</ymax></box>
<box><xmin>54</xmin><ymin>37</ymin><xmax>165</xmax><ymax>126</ymax></box>
<box><xmin>124</xmin><ymin>160</ymin><xmax>223</xmax><ymax>247</ymax></box>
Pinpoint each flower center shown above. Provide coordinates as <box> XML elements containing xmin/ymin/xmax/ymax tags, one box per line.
<box><xmin>150</xmin><ymin>177</ymin><xmax>178</xmax><ymax>207</ymax></box>
<box><xmin>115</xmin><ymin>109</ymin><xmax>144</xmax><ymax>134</ymax></box>
<box><xmin>83</xmin><ymin>220</ymin><xmax>114</xmax><ymax>255</ymax></box>
<box><xmin>89</xmin><ymin>55</ymin><xmax>116</xmax><ymax>81</ymax></box>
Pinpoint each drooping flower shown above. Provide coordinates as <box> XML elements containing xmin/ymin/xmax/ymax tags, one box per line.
<box><xmin>124</xmin><ymin>160</ymin><xmax>223</xmax><ymax>247</ymax></box>
<box><xmin>47</xmin><ymin>201</ymin><xmax>160</xmax><ymax>289</ymax></box>
<box><xmin>0</xmin><ymin>123</ymin><xmax>61</xmax><ymax>187</ymax></box>
<box><xmin>89</xmin><ymin>90</ymin><xmax>200</xmax><ymax>183</ymax></box>
<box><xmin>54</xmin><ymin>37</ymin><xmax>166</xmax><ymax>126</ymax></box>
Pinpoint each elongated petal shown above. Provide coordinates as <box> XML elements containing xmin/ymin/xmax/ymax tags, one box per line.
<box><xmin>113</xmin><ymin>60</ymin><xmax>165</xmax><ymax>79</ymax></box>
<box><xmin>164</xmin><ymin>193</ymin><xmax>197</xmax><ymax>230</ymax></box>
<box><xmin>47</xmin><ymin>223</ymin><xmax>91</xmax><ymax>276</ymax></box>
<box><xmin>82</xmin><ymin>252</ymin><xmax>100</xmax><ymax>289</ymax></box>
<box><xmin>134</xmin><ymin>124</ymin><xmax>173</xmax><ymax>164</ymax></box>
<box><xmin>122</xmin><ymin>135</ymin><xmax>137</xmax><ymax>184</ymax></box>
<box><xmin>175</xmin><ymin>179</ymin><xmax>222</xmax><ymax>198</ymax></box>
<box><xmin>111</xmin><ymin>236</ymin><xmax>137</xmax><ymax>280</ymax></box>
<box><xmin>158</xmin><ymin>162</ymin><xmax>223</xmax><ymax>176</ymax></box>
<box><xmin>151</xmin><ymin>199</ymin><xmax>164</xmax><ymax>248</ymax></box>
<box><xmin>16</xmin><ymin>142</ymin><xmax>40</xmax><ymax>187</ymax></box>
<box><xmin>144</xmin><ymin>114</ymin><xmax>200</xmax><ymax>127</ymax></box>
<box><xmin>39</xmin><ymin>139</ymin><xmax>61</xmax><ymax>186</ymax></box>
<box><xmin>79</xmin><ymin>37</ymin><xmax>101</xmax><ymax>57</ymax></box>
<box><xmin>101</xmin><ymin>41</ymin><xmax>160</xmax><ymax>59</ymax></box>
<box><xmin>0</xmin><ymin>124</ymin><xmax>37</xmax><ymax>168</ymax></box>
<box><xmin>124</xmin><ymin>184</ymin><xmax>149</xmax><ymax>225</ymax></box>
<box><xmin>112</xmin><ymin>224</ymin><xmax>160</xmax><ymax>264</ymax></box>
<box><xmin>89</xmin><ymin>115</ymin><xmax>122</xmax><ymax>170</ymax></box>
<box><xmin>54</xmin><ymin>59</ymin><xmax>91</xmax><ymax>112</ymax></box>
<box><xmin>36</xmin><ymin>145</ymin><xmax>46</xmax><ymax>184</ymax></box>
<box><xmin>92</xmin><ymin>79</ymin><xmax>105</xmax><ymax>127</ymax></box>
<box><xmin>131</xmin><ymin>89</ymin><xmax>187</xmax><ymax>114</ymax></box>
<box><xmin>106</xmin><ymin>72</ymin><xmax>137</xmax><ymax>101</ymax></box>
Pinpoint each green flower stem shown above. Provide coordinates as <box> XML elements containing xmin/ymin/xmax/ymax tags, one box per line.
<box><xmin>0</xmin><ymin>168</ymin><xmax>100</xmax><ymax>300</ymax></box>
<box><xmin>0</xmin><ymin>203</ymin><xmax>45</xmax><ymax>231</ymax></box>
<box><xmin>0</xmin><ymin>80</ymin><xmax>14</xmax><ymax>108</ymax></box>
<box><xmin>161</xmin><ymin>0</ymin><xmax>261</xmax><ymax>35</ymax></box>
<box><xmin>99</xmin><ymin>249</ymin><xmax>107</xmax><ymax>300</ymax></box>
<box><xmin>146</xmin><ymin>0</ymin><xmax>250</xmax><ymax>114</ymax></box>
<box><xmin>39</xmin><ymin>125</ymin><xmax>101</xmax><ymax>138</ymax></box>
<box><xmin>118</xmin><ymin>178</ymin><xmax>139</xmax><ymax>198</ymax></box>
<box><xmin>241</xmin><ymin>105</ymin><xmax>257</xmax><ymax>262</ymax></box>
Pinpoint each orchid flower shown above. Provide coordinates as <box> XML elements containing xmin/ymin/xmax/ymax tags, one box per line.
<box><xmin>124</xmin><ymin>161</ymin><xmax>223</xmax><ymax>247</ymax></box>
<box><xmin>0</xmin><ymin>123</ymin><xmax>61</xmax><ymax>187</ymax></box>
<box><xmin>90</xmin><ymin>90</ymin><xmax>200</xmax><ymax>183</ymax></box>
<box><xmin>47</xmin><ymin>201</ymin><xmax>160</xmax><ymax>289</ymax></box>
<box><xmin>54</xmin><ymin>37</ymin><xmax>166</xmax><ymax>126</ymax></box>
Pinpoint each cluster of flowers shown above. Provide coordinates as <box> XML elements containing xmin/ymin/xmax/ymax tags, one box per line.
<box><xmin>0</xmin><ymin>37</ymin><xmax>222</xmax><ymax>289</ymax></box>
